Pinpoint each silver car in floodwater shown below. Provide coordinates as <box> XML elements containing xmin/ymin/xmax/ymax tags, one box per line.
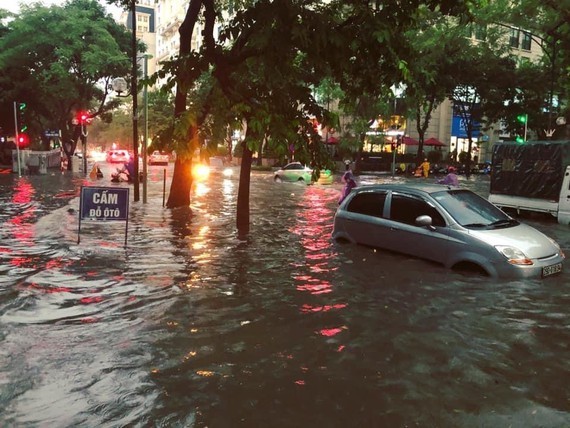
<box><xmin>332</xmin><ymin>183</ymin><xmax>565</xmax><ymax>279</ymax></box>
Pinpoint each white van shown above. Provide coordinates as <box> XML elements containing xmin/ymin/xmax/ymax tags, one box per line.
<box><xmin>488</xmin><ymin>140</ymin><xmax>570</xmax><ymax>225</ymax></box>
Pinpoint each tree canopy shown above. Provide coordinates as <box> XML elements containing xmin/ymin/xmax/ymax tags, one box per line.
<box><xmin>0</xmin><ymin>0</ymin><xmax>133</xmax><ymax>159</ymax></box>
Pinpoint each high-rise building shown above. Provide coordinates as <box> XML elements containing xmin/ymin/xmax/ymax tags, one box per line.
<box><xmin>118</xmin><ymin>1</ymin><xmax>158</xmax><ymax>78</ymax></box>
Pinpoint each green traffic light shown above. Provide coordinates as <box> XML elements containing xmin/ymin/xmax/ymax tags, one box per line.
<box><xmin>19</xmin><ymin>102</ymin><xmax>26</xmax><ymax>110</ymax></box>
<box><xmin>515</xmin><ymin>136</ymin><xmax>524</xmax><ymax>143</ymax></box>
<box><xmin>516</xmin><ymin>114</ymin><xmax>527</xmax><ymax>124</ymax></box>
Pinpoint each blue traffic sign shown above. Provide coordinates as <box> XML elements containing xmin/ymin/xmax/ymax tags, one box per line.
<box><xmin>80</xmin><ymin>186</ymin><xmax>129</xmax><ymax>221</ymax></box>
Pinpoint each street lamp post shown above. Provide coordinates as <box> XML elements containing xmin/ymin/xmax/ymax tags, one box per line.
<box><xmin>110</xmin><ymin>1</ymin><xmax>140</xmax><ymax>202</ymax></box>
<box><xmin>111</xmin><ymin>55</ymin><xmax>150</xmax><ymax>204</ymax></box>
<box><xmin>141</xmin><ymin>55</ymin><xmax>149</xmax><ymax>204</ymax></box>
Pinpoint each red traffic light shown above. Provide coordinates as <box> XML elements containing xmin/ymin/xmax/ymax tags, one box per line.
<box><xmin>77</xmin><ymin>111</ymin><xmax>90</xmax><ymax>124</ymax></box>
<box><xmin>17</xmin><ymin>133</ymin><xmax>30</xmax><ymax>148</ymax></box>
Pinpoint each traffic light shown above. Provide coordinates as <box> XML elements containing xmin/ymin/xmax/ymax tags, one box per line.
<box><xmin>77</xmin><ymin>111</ymin><xmax>90</xmax><ymax>124</ymax></box>
<box><xmin>515</xmin><ymin>113</ymin><xmax>528</xmax><ymax>143</ymax></box>
<box><xmin>18</xmin><ymin>102</ymin><xmax>27</xmax><ymax>133</ymax></box>
<box><xmin>17</xmin><ymin>133</ymin><xmax>30</xmax><ymax>148</ymax></box>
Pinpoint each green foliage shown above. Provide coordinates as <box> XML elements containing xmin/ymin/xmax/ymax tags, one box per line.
<box><xmin>0</xmin><ymin>0</ymin><xmax>133</xmax><ymax>149</ymax></box>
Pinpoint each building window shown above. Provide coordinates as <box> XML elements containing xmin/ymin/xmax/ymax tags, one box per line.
<box><xmin>510</xmin><ymin>28</ymin><xmax>520</xmax><ymax>48</ymax></box>
<box><xmin>521</xmin><ymin>31</ymin><xmax>531</xmax><ymax>50</ymax></box>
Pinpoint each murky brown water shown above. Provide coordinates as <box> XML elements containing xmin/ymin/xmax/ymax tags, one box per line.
<box><xmin>1</xmin><ymin>163</ymin><xmax>569</xmax><ymax>427</ymax></box>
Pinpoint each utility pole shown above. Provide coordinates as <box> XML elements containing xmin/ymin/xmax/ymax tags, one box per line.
<box><xmin>142</xmin><ymin>55</ymin><xmax>148</xmax><ymax>204</ymax></box>
<box><xmin>131</xmin><ymin>0</ymin><xmax>140</xmax><ymax>202</ymax></box>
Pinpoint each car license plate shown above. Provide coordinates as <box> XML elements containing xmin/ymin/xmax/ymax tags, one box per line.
<box><xmin>542</xmin><ymin>263</ymin><xmax>562</xmax><ymax>277</ymax></box>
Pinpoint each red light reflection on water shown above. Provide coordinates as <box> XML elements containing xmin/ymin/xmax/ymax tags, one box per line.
<box><xmin>9</xmin><ymin>254</ymin><xmax>71</xmax><ymax>271</ymax></box>
<box><xmin>290</xmin><ymin>186</ymin><xmax>350</xmax><ymax>360</ymax></box>
<box><xmin>10</xmin><ymin>257</ymin><xmax>36</xmax><ymax>268</ymax></box>
<box><xmin>290</xmin><ymin>188</ymin><xmax>338</xmax><ymax>297</ymax></box>
<box><xmin>22</xmin><ymin>282</ymin><xmax>72</xmax><ymax>293</ymax></box>
<box><xmin>8</xmin><ymin>179</ymin><xmax>36</xmax><ymax>245</ymax></box>
<box><xmin>12</xmin><ymin>179</ymin><xmax>34</xmax><ymax>204</ymax></box>
<box><xmin>46</xmin><ymin>258</ymin><xmax>73</xmax><ymax>270</ymax></box>
<box><xmin>295</xmin><ymin>278</ymin><xmax>332</xmax><ymax>295</ymax></box>
<box><xmin>80</xmin><ymin>296</ymin><xmax>104</xmax><ymax>304</ymax></box>
<box><xmin>318</xmin><ymin>327</ymin><xmax>345</xmax><ymax>337</ymax></box>
<box><xmin>300</xmin><ymin>303</ymin><xmax>347</xmax><ymax>313</ymax></box>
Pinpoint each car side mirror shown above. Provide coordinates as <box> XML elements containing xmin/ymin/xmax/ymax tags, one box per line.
<box><xmin>416</xmin><ymin>215</ymin><xmax>436</xmax><ymax>230</ymax></box>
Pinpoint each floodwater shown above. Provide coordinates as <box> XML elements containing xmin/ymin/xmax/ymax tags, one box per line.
<box><xmin>1</xmin><ymin>162</ymin><xmax>569</xmax><ymax>427</ymax></box>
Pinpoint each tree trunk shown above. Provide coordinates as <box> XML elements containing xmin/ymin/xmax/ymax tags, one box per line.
<box><xmin>354</xmin><ymin>133</ymin><xmax>366</xmax><ymax>174</ymax></box>
<box><xmin>165</xmin><ymin>0</ymin><xmax>203</xmax><ymax>208</ymax></box>
<box><xmin>236</xmin><ymin>141</ymin><xmax>253</xmax><ymax>237</ymax></box>
<box><xmin>466</xmin><ymin>138</ymin><xmax>473</xmax><ymax>178</ymax></box>
<box><xmin>166</xmin><ymin>157</ymin><xmax>193</xmax><ymax>208</ymax></box>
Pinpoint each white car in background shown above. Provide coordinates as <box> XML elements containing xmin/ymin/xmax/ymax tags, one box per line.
<box><xmin>148</xmin><ymin>151</ymin><xmax>169</xmax><ymax>165</ymax></box>
<box><xmin>274</xmin><ymin>162</ymin><xmax>313</xmax><ymax>183</ymax></box>
<box><xmin>106</xmin><ymin>149</ymin><xmax>130</xmax><ymax>164</ymax></box>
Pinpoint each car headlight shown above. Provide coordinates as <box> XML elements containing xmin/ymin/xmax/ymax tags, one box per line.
<box><xmin>495</xmin><ymin>245</ymin><xmax>533</xmax><ymax>265</ymax></box>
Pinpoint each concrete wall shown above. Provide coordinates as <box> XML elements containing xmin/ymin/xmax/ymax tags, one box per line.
<box><xmin>12</xmin><ymin>149</ymin><xmax>62</xmax><ymax>174</ymax></box>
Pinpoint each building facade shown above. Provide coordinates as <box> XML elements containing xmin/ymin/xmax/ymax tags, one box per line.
<box><xmin>405</xmin><ymin>25</ymin><xmax>544</xmax><ymax>163</ymax></box>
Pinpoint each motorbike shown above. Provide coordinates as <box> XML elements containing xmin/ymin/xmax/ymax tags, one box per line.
<box><xmin>111</xmin><ymin>168</ymin><xmax>132</xmax><ymax>183</ymax></box>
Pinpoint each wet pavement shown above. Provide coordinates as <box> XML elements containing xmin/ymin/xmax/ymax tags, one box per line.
<box><xmin>1</xmin><ymin>163</ymin><xmax>569</xmax><ymax>427</ymax></box>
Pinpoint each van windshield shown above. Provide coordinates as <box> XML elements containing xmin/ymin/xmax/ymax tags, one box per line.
<box><xmin>432</xmin><ymin>189</ymin><xmax>517</xmax><ymax>229</ymax></box>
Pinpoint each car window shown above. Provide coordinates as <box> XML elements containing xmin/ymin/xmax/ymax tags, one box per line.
<box><xmin>432</xmin><ymin>189</ymin><xmax>510</xmax><ymax>227</ymax></box>
<box><xmin>286</xmin><ymin>164</ymin><xmax>302</xmax><ymax>170</ymax></box>
<box><xmin>390</xmin><ymin>193</ymin><xmax>446</xmax><ymax>227</ymax></box>
<box><xmin>345</xmin><ymin>191</ymin><xmax>387</xmax><ymax>218</ymax></box>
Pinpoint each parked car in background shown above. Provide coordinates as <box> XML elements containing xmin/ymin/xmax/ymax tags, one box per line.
<box><xmin>274</xmin><ymin>162</ymin><xmax>313</xmax><ymax>183</ymax></box>
<box><xmin>148</xmin><ymin>151</ymin><xmax>169</xmax><ymax>166</ymax></box>
<box><xmin>106</xmin><ymin>149</ymin><xmax>130</xmax><ymax>164</ymax></box>
<box><xmin>332</xmin><ymin>183</ymin><xmax>564</xmax><ymax>279</ymax></box>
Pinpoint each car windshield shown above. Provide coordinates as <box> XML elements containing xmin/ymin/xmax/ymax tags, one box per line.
<box><xmin>432</xmin><ymin>189</ymin><xmax>516</xmax><ymax>229</ymax></box>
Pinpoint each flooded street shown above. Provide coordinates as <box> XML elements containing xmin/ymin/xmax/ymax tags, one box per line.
<box><xmin>1</xmin><ymin>163</ymin><xmax>569</xmax><ymax>427</ymax></box>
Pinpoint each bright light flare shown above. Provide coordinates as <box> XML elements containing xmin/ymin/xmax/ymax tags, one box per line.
<box><xmin>90</xmin><ymin>151</ymin><xmax>106</xmax><ymax>162</ymax></box>
<box><xmin>222</xmin><ymin>168</ymin><xmax>233</xmax><ymax>177</ymax></box>
<box><xmin>192</xmin><ymin>164</ymin><xmax>210</xmax><ymax>181</ymax></box>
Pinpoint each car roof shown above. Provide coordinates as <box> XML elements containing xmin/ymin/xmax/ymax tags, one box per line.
<box><xmin>352</xmin><ymin>182</ymin><xmax>468</xmax><ymax>196</ymax></box>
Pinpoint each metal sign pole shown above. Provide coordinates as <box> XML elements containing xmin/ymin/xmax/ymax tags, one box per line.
<box><xmin>81</xmin><ymin>124</ymin><xmax>88</xmax><ymax>175</ymax></box>
<box><xmin>78</xmin><ymin>189</ymin><xmax>83</xmax><ymax>244</ymax></box>
<box><xmin>13</xmin><ymin>101</ymin><xmax>21</xmax><ymax>177</ymax></box>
